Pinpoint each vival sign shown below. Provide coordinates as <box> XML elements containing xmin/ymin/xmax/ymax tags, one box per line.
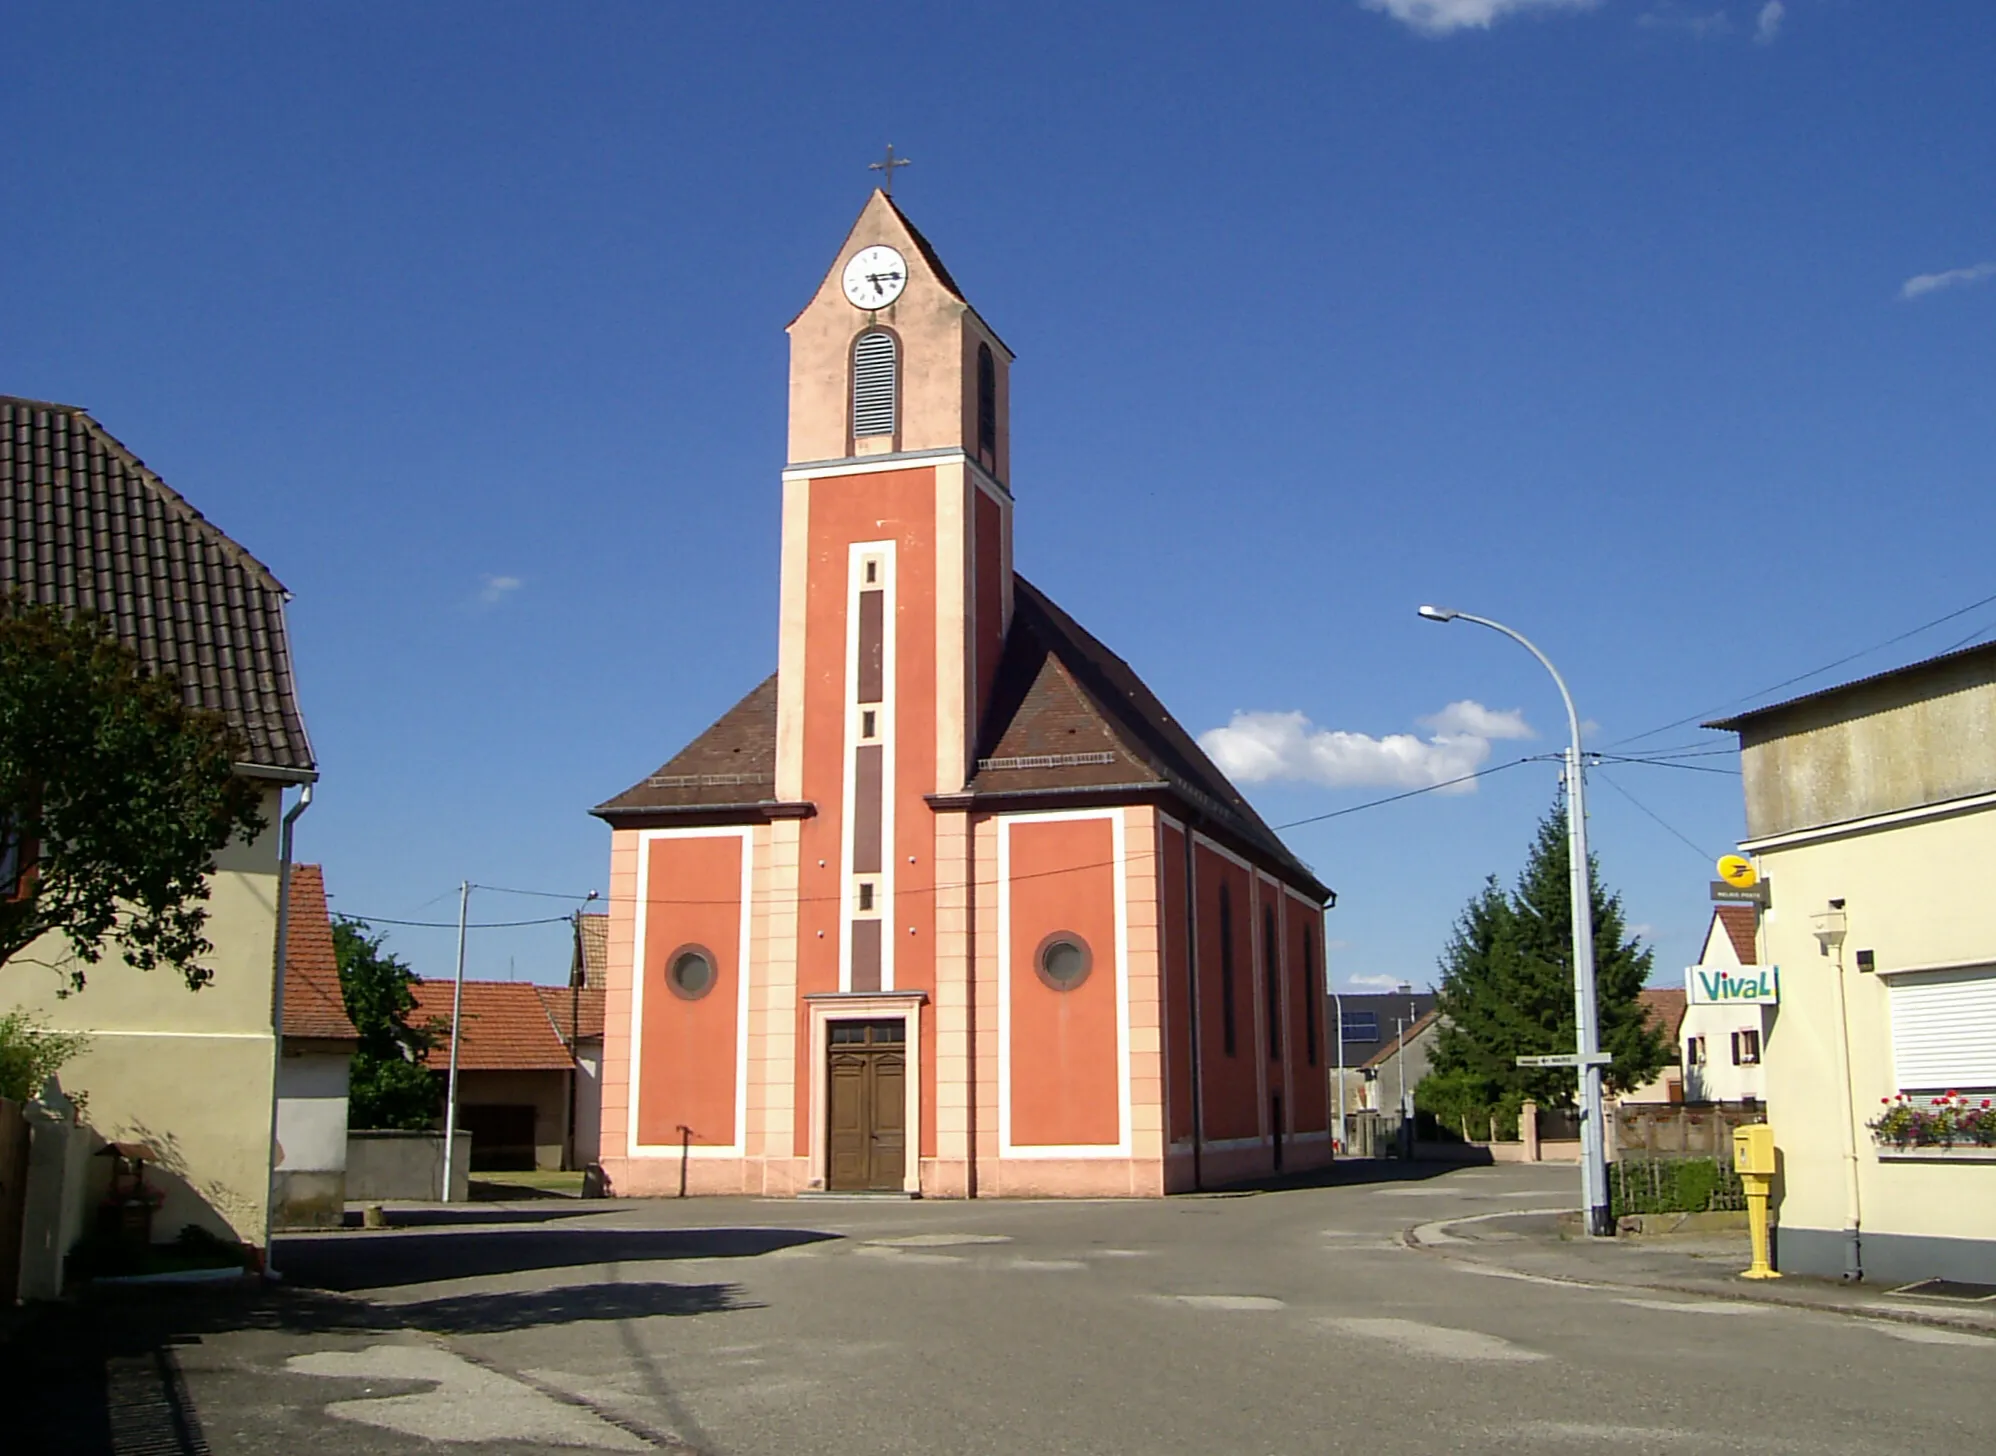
<box><xmin>1686</xmin><ymin>965</ymin><xmax>1780</xmax><ymax>1006</ymax></box>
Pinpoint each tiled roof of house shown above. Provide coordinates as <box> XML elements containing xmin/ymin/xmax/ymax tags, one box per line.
<box><xmin>575</xmin><ymin>911</ymin><xmax>607</xmax><ymax>989</ymax></box>
<box><xmin>281</xmin><ymin>864</ymin><xmax>357</xmax><ymax>1042</ymax></box>
<box><xmin>590</xmin><ymin>578</ymin><xmax>1330</xmax><ymax>901</ymax></box>
<box><xmin>0</xmin><ymin>396</ymin><xmax>314</xmax><ymax>775</ymax></box>
<box><xmin>1714</xmin><ymin>906</ymin><xmax>1758</xmax><ymax>964</ymax></box>
<box><xmin>536</xmin><ymin>984</ymin><xmax>606</xmax><ymax>1043</ymax></box>
<box><xmin>1360</xmin><ymin>1009</ymin><xmax>1440</xmax><ymax>1070</ymax></box>
<box><xmin>409</xmin><ymin>980</ymin><xmax>576</xmax><ymax>1071</ymax></box>
<box><xmin>1638</xmin><ymin>986</ymin><xmax>1689</xmax><ymax>1043</ymax></box>
<box><xmin>593</xmin><ymin>674</ymin><xmax>780</xmax><ymax>818</ymax></box>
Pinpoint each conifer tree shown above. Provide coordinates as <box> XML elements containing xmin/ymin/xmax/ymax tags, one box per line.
<box><xmin>1424</xmin><ymin>798</ymin><xmax>1668</xmax><ymax>1116</ymax></box>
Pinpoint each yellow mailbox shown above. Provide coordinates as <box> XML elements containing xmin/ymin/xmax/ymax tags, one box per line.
<box><xmin>1733</xmin><ymin>1123</ymin><xmax>1776</xmax><ymax>1176</ymax></box>
<box><xmin>1733</xmin><ymin>1123</ymin><xmax>1779</xmax><ymax>1279</ymax></box>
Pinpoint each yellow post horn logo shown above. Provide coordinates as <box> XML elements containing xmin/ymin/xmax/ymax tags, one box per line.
<box><xmin>1717</xmin><ymin>854</ymin><xmax>1758</xmax><ymax>889</ymax></box>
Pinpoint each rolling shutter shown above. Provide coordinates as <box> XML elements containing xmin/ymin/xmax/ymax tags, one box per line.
<box><xmin>1888</xmin><ymin>965</ymin><xmax>1996</xmax><ymax>1090</ymax></box>
<box><xmin>852</xmin><ymin>331</ymin><xmax>896</xmax><ymax>437</ymax></box>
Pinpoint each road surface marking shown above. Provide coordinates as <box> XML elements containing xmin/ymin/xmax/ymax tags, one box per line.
<box><xmin>1318</xmin><ymin>1317</ymin><xmax>1545</xmax><ymax>1362</ymax></box>
<box><xmin>287</xmin><ymin>1345</ymin><xmax>648</xmax><ymax>1450</ymax></box>
<box><xmin>1173</xmin><ymin>1294</ymin><xmax>1287</xmax><ymax>1311</ymax></box>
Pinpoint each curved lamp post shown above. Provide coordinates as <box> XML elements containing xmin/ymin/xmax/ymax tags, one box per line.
<box><xmin>1418</xmin><ymin>605</ymin><xmax>1611</xmax><ymax>1237</ymax></box>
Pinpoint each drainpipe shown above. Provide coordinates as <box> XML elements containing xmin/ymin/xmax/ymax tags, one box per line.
<box><xmin>1182</xmin><ymin>818</ymin><xmax>1204</xmax><ymax>1192</ymax></box>
<box><xmin>1814</xmin><ymin>901</ymin><xmax>1863</xmax><ymax>1280</ymax></box>
<box><xmin>261</xmin><ymin>782</ymin><xmax>314</xmax><ymax>1279</ymax></box>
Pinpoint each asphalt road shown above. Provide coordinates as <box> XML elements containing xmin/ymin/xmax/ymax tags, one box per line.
<box><xmin>16</xmin><ymin>1162</ymin><xmax>1990</xmax><ymax>1454</ymax></box>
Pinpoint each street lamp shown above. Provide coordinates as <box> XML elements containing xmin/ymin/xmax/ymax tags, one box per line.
<box><xmin>1417</xmin><ymin>605</ymin><xmax>1611</xmax><ymax>1237</ymax></box>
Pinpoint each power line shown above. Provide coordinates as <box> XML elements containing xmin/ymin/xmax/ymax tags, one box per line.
<box><xmin>471</xmin><ymin>883</ymin><xmax>598</xmax><ymax>902</ymax></box>
<box><xmin>343</xmin><ymin>913</ymin><xmax>575</xmax><ymax>930</ymax></box>
<box><xmin>1593</xmin><ymin>753</ymin><xmax>1741</xmax><ymax>777</ymax></box>
<box><xmin>1606</xmin><ymin>585</ymin><xmax>1996</xmax><ymax>750</ymax></box>
<box><xmin>1272</xmin><ymin>753</ymin><xmax>1556</xmax><ymax>830</ymax></box>
<box><xmin>1593</xmin><ymin>768</ymin><xmax>1714</xmax><ymax>865</ymax></box>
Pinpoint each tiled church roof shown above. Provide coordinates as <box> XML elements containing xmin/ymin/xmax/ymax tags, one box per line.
<box><xmin>593</xmin><ymin>674</ymin><xmax>781</xmax><ymax>818</ymax></box>
<box><xmin>0</xmin><ymin>396</ymin><xmax>314</xmax><ymax>775</ymax></box>
<box><xmin>964</xmin><ymin>578</ymin><xmax>1329</xmax><ymax>900</ymax></box>
<box><xmin>592</xmin><ymin>578</ymin><xmax>1330</xmax><ymax>901</ymax></box>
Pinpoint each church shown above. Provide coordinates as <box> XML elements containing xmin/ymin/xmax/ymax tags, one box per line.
<box><xmin>591</xmin><ymin>189</ymin><xmax>1336</xmax><ymax>1197</ymax></box>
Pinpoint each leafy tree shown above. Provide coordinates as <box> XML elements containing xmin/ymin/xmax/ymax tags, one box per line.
<box><xmin>1423</xmin><ymin>798</ymin><xmax>1669</xmax><ymax>1115</ymax></box>
<box><xmin>0</xmin><ymin>1006</ymin><xmax>89</xmax><ymax>1103</ymax></box>
<box><xmin>0</xmin><ymin>596</ymin><xmax>267</xmax><ymax>992</ymax></box>
<box><xmin>333</xmin><ymin>915</ymin><xmax>443</xmax><ymax>1130</ymax></box>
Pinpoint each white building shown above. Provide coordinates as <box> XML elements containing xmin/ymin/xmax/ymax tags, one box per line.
<box><xmin>1682</xmin><ymin>906</ymin><xmax>1767</xmax><ymax>1106</ymax></box>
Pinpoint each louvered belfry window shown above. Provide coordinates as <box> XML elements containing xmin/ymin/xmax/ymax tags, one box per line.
<box><xmin>852</xmin><ymin>330</ymin><xmax>897</xmax><ymax>438</ymax></box>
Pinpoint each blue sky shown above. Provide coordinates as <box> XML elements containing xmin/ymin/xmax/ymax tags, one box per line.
<box><xmin>5</xmin><ymin>2</ymin><xmax>1992</xmax><ymax>992</ymax></box>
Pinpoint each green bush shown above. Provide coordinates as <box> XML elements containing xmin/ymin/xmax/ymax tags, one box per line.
<box><xmin>1610</xmin><ymin>1156</ymin><xmax>1743</xmax><ymax>1216</ymax></box>
<box><xmin>0</xmin><ymin>1007</ymin><xmax>87</xmax><ymax>1103</ymax></box>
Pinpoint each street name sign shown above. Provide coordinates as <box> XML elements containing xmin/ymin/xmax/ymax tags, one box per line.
<box><xmin>1515</xmin><ymin>1053</ymin><xmax>1612</xmax><ymax>1068</ymax></box>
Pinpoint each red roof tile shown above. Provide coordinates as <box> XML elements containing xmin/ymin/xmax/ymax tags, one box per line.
<box><xmin>537</xmin><ymin>984</ymin><xmax>606</xmax><ymax>1043</ymax></box>
<box><xmin>576</xmin><ymin>912</ymin><xmax>607</xmax><ymax>990</ymax></box>
<box><xmin>409</xmin><ymin>980</ymin><xmax>575</xmax><ymax>1071</ymax></box>
<box><xmin>1638</xmin><ymin>986</ymin><xmax>1688</xmax><ymax>1043</ymax></box>
<box><xmin>1714</xmin><ymin>906</ymin><xmax>1758</xmax><ymax>964</ymax></box>
<box><xmin>281</xmin><ymin>865</ymin><xmax>357</xmax><ymax>1042</ymax></box>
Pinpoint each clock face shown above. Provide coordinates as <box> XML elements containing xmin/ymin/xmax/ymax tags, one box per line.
<box><xmin>842</xmin><ymin>245</ymin><xmax>908</xmax><ymax>309</ymax></box>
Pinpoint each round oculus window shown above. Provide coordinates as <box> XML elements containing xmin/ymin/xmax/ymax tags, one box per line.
<box><xmin>665</xmin><ymin>945</ymin><xmax>717</xmax><ymax>1000</ymax></box>
<box><xmin>1035</xmin><ymin>932</ymin><xmax>1093</xmax><ymax>991</ymax></box>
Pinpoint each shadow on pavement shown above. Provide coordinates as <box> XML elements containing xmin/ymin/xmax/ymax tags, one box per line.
<box><xmin>279</xmin><ymin>1224</ymin><xmax>841</xmax><ymax>1291</ymax></box>
<box><xmin>337</xmin><ymin>1202</ymin><xmax>608</xmax><ymax>1229</ymax></box>
<box><xmin>1189</xmin><ymin>1155</ymin><xmax>1495</xmax><ymax>1196</ymax></box>
<box><xmin>1</xmin><ymin>1266</ymin><xmax>766</xmax><ymax>1450</ymax></box>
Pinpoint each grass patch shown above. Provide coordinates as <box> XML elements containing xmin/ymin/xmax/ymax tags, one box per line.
<box><xmin>468</xmin><ymin>1169</ymin><xmax>586</xmax><ymax>1200</ymax></box>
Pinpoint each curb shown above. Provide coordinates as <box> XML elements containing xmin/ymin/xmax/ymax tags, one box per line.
<box><xmin>1402</xmin><ymin>1212</ymin><xmax>1996</xmax><ymax>1338</ymax></box>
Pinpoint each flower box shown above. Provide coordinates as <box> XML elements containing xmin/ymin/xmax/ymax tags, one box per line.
<box><xmin>1867</xmin><ymin>1092</ymin><xmax>1996</xmax><ymax>1155</ymax></box>
<box><xmin>1875</xmin><ymin>1146</ymin><xmax>1996</xmax><ymax>1164</ymax></box>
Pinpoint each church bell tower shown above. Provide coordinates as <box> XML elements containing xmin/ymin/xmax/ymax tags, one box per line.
<box><xmin>774</xmin><ymin>189</ymin><xmax>1015</xmax><ymax>995</ymax></box>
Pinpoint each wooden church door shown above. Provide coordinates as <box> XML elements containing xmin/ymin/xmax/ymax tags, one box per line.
<box><xmin>827</xmin><ymin>1020</ymin><xmax>906</xmax><ymax>1191</ymax></box>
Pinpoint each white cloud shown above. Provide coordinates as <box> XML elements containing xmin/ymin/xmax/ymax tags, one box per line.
<box><xmin>1901</xmin><ymin>262</ymin><xmax>1996</xmax><ymax>301</ymax></box>
<box><xmin>1361</xmin><ymin>0</ymin><xmax>1599</xmax><ymax>36</ymax></box>
<box><xmin>476</xmin><ymin>574</ymin><xmax>523</xmax><ymax>606</ymax></box>
<box><xmin>1199</xmin><ymin>699</ymin><xmax>1534</xmax><ymax>794</ymax></box>
<box><xmin>1345</xmin><ymin>972</ymin><xmax>1413</xmax><ymax>992</ymax></box>
<box><xmin>1754</xmin><ymin>1</ymin><xmax>1784</xmax><ymax>44</ymax></box>
<box><xmin>1420</xmin><ymin>700</ymin><xmax>1534</xmax><ymax>740</ymax></box>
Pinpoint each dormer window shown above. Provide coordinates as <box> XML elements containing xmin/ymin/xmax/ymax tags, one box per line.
<box><xmin>853</xmin><ymin>330</ymin><xmax>897</xmax><ymax>438</ymax></box>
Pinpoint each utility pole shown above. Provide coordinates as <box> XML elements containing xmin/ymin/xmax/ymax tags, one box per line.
<box><xmin>1332</xmin><ymin>989</ymin><xmax>1346</xmax><ymax>1156</ymax></box>
<box><xmin>441</xmin><ymin>881</ymin><xmax>470</xmax><ymax>1203</ymax></box>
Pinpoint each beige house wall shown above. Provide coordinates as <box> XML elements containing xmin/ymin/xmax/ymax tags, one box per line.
<box><xmin>0</xmin><ymin>784</ymin><xmax>287</xmax><ymax>1247</ymax></box>
<box><xmin>1753</xmin><ymin>800</ymin><xmax>1996</xmax><ymax>1270</ymax></box>
<box><xmin>1737</xmin><ymin>655</ymin><xmax>1996</xmax><ymax>840</ymax></box>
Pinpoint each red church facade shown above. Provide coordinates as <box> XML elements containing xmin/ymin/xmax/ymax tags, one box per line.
<box><xmin>592</xmin><ymin>193</ymin><xmax>1334</xmax><ymax>1197</ymax></box>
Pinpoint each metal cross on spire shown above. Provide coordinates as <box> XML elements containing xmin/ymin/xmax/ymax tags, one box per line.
<box><xmin>869</xmin><ymin>143</ymin><xmax>911</xmax><ymax>196</ymax></box>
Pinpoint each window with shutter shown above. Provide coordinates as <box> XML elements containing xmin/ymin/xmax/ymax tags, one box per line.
<box><xmin>852</xmin><ymin>331</ymin><xmax>897</xmax><ymax>438</ymax></box>
<box><xmin>1889</xmin><ymin>965</ymin><xmax>1996</xmax><ymax>1091</ymax></box>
